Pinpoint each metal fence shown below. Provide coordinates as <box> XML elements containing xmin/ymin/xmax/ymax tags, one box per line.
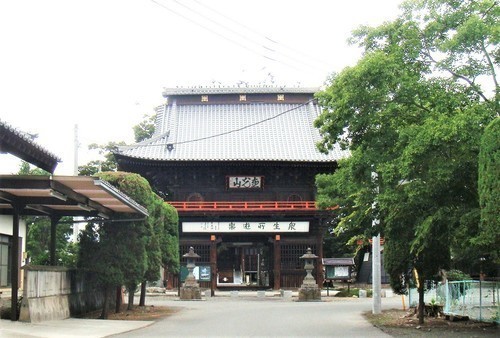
<box><xmin>408</xmin><ymin>280</ymin><xmax>499</xmax><ymax>323</ymax></box>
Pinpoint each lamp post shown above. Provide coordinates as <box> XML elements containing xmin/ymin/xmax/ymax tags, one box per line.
<box><xmin>184</xmin><ymin>247</ymin><xmax>200</xmax><ymax>283</ymax></box>
<box><xmin>301</xmin><ymin>248</ymin><xmax>317</xmax><ymax>286</ymax></box>
<box><xmin>298</xmin><ymin>247</ymin><xmax>321</xmax><ymax>301</ymax></box>
<box><xmin>180</xmin><ymin>246</ymin><xmax>202</xmax><ymax>300</ymax></box>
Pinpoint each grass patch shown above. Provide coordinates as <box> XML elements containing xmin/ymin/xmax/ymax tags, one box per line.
<box><xmin>364</xmin><ymin>308</ymin><xmax>498</xmax><ymax>337</ymax></box>
<box><xmin>80</xmin><ymin>304</ymin><xmax>180</xmax><ymax>321</ymax></box>
<box><xmin>334</xmin><ymin>287</ymin><xmax>372</xmax><ymax>297</ymax></box>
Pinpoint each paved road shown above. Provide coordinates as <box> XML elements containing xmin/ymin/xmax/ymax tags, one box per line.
<box><xmin>113</xmin><ymin>294</ymin><xmax>402</xmax><ymax>337</ymax></box>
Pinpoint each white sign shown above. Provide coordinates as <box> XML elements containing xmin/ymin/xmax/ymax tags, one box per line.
<box><xmin>334</xmin><ymin>266</ymin><xmax>349</xmax><ymax>277</ymax></box>
<box><xmin>227</xmin><ymin>176</ymin><xmax>263</xmax><ymax>189</ymax></box>
<box><xmin>182</xmin><ymin>221</ymin><xmax>309</xmax><ymax>233</ymax></box>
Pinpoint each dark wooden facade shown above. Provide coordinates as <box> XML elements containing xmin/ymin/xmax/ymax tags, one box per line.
<box><xmin>114</xmin><ymin>159</ymin><xmax>336</xmax><ymax>289</ymax></box>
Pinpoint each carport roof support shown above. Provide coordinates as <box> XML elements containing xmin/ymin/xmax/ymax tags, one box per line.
<box><xmin>0</xmin><ymin>174</ymin><xmax>148</xmax><ymax>321</ymax></box>
<box><xmin>0</xmin><ymin>175</ymin><xmax>148</xmax><ymax>218</ymax></box>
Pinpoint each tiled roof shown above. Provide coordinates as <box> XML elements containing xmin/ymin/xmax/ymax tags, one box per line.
<box><xmin>323</xmin><ymin>258</ymin><xmax>355</xmax><ymax>266</ymax></box>
<box><xmin>0</xmin><ymin>119</ymin><xmax>61</xmax><ymax>173</ymax></box>
<box><xmin>162</xmin><ymin>86</ymin><xmax>321</xmax><ymax>96</ymax></box>
<box><xmin>117</xmin><ymin>92</ymin><xmax>349</xmax><ymax>163</ymax></box>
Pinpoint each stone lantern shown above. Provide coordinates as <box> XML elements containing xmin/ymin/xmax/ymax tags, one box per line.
<box><xmin>298</xmin><ymin>247</ymin><xmax>321</xmax><ymax>301</ymax></box>
<box><xmin>180</xmin><ymin>246</ymin><xmax>202</xmax><ymax>300</ymax></box>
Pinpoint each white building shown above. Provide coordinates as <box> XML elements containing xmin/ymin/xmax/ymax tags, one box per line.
<box><xmin>0</xmin><ymin>215</ymin><xmax>26</xmax><ymax>288</ymax></box>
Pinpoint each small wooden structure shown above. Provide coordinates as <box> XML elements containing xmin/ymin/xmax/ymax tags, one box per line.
<box><xmin>323</xmin><ymin>257</ymin><xmax>355</xmax><ymax>282</ymax></box>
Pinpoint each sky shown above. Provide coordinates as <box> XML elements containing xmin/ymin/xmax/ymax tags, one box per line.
<box><xmin>0</xmin><ymin>0</ymin><xmax>403</xmax><ymax>175</ymax></box>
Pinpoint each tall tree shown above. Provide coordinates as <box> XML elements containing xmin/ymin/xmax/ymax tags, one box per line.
<box><xmin>159</xmin><ymin>198</ymin><xmax>180</xmax><ymax>278</ymax></box>
<box><xmin>77</xmin><ymin>222</ymin><xmax>124</xmax><ymax>319</ymax></box>
<box><xmin>476</xmin><ymin>117</ymin><xmax>500</xmax><ymax>264</ymax></box>
<box><xmin>137</xmin><ymin>194</ymin><xmax>179</xmax><ymax>306</ymax></box>
<box><xmin>96</xmin><ymin>172</ymin><xmax>152</xmax><ymax>311</ymax></box>
<box><xmin>77</xmin><ymin>172</ymin><xmax>151</xmax><ymax>317</ymax></box>
<box><xmin>139</xmin><ymin>194</ymin><xmax>163</xmax><ymax>307</ymax></box>
<box><xmin>133</xmin><ymin>113</ymin><xmax>156</xmax><ymax>143</ymax></box>
<box><xmin>78</xmin><ymin>141</ymin><xmax>125</xmax><ymax>176</ymax></box>
<box><xmin>78</xmin><ymin>113</ymin><xmax>156</xmax><ymax>176</ymax></box>
<box><xmin>315</xmin><ymin>0</ymin><xmax>498</xmax><ymax>324</ymax></box>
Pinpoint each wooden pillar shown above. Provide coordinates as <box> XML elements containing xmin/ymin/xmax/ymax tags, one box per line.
<box><xmin>10</xmin><ymin>205</ymin><xmax>21</xmax><ymax>321</ymax></box>
<box><xmin>273</xmin><ymin>235</ymin><xmax>281</xmax><ymax>290</ymax></box>
<box><xmin>164</xmin><ymin>268</ymin><xmax>174</xmax><ymax>289</ymax></box>
<box><xmin>316</xmin><ymin>234</ymin><xmax>324</xmax><ymax>287</ymax></box>
<box><xmin>210</xmin><ymin>235</ymin><xmax>217</xmax><ymax>296</ymax></box>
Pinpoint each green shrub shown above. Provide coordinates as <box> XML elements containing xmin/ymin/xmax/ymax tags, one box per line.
<box><xmin>445</xmin><ymin>269</ymin><xmax>471</xmax><ymax>281</ymax></box>
<box><xmin>334</xmin><ymin>288</ymin><xmax>373</xmax><ymax>297</ymax></box>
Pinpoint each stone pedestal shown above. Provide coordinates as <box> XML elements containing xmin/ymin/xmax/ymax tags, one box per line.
<box><xmin>298</xmin><ymin>285</ymin><xmax>321</xmax><ymax>301</ymax></box>
<box><xmin>180</xmin><ymin>285</ymin><xmax>201</xmax><ymax>300</ymax></box>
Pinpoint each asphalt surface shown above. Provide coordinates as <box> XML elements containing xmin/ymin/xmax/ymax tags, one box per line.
<box><xmin>0</xmin><ymin>291</ymin><xmax>403</xmax><ymax>338</ymax></box>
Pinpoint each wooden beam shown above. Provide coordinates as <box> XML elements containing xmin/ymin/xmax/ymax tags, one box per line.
<box><xmin>273</xmin><ymin>235</ymin><xmax>281</xmax><ymax>290</ymax></box>
<box><xmin>210</xmin><ymin>235</ymin><xmax>217</xmax><ymax>296</ymax></box>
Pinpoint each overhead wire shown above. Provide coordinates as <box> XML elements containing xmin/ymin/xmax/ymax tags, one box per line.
<box><xmin>150</xmin><ymin>0</ymin><xmax>325</xmax><ymax>72</ymax></box>
<box><xmin>149</xmin><ymin>0</ymin><xmax>271</xmax><ymax>61</ymax></box>
<box><xmin>191</xmin><ymin>0</ymin><xmax>332</xmax><ymax>69</ymax></box>
<box><xmin>169</xmin><ymin>0</ymin><xmax>299</xmax><ymax>70</ymax></box>
<box><xmin>143</xmin><ymin>1</ymin><xmax>326</xmax><ymax>148</ymax></box>
<box><xmin>127</xmin><ymin>98</ymin><xmax>316</xmax><ymax>147</ymax></box>
<box><xmin>173</xmin><ymin>0</ymin><xmax>323</xmax><ymax>71</ymax></box>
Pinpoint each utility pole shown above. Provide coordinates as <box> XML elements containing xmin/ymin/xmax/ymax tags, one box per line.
<box><xmin>73</xmin><ymin>124</ymin><xmax>79</xmax><ymax>175</ymax></box>
<box><xmin>73</xmin><ymin>124</ymin><xmax>80</xmax><ymax>242</ymax></box>
<box><xmin>372</xmin><ymin>171</ymin><xmax>382</xmax><ymax>314</ymax></box>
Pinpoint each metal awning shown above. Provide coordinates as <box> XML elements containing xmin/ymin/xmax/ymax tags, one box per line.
<box><xmin>0</xmin><ymin>175</ymin><xmax>148</xmax><ymax>218</ymax></box>
<box><xmin>0</xmin><ymin>174</ymin><xmax>149</xmax><ymax>321</ymax></box>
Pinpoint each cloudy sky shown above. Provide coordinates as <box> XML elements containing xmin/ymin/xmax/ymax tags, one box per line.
<box><xmin>0</xmin><ymin>0</ymin><xmax>403</xmax><ymax>175</ymax></box>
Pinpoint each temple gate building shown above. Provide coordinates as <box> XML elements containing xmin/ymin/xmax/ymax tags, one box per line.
<box><xmin>115</xmin><ymin>87</ymin><xmax>349</xmax><ymax>290</ymax></box>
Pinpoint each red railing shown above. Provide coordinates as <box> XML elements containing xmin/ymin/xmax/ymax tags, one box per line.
<box><xmin>167</xmin><ymin>201</ymin><xmax>318</xmax><ymax>212</ymax></box>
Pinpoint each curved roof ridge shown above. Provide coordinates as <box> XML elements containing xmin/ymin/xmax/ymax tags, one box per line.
<box><xmin>163</xmin><ymin>86</ymin><xmax>320</xmax><ymax>97</ymax></box>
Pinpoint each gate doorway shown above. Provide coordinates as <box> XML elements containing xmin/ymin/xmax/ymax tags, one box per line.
<box><xmin>217</xmin><ymin>242</ymin><xmax>271</xmax><ymax>287</ymax></box>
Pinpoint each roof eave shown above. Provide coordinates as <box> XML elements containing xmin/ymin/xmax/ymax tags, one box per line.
<box><xmin>162</xmin><ymin>86</ymin><xmax>320</xmax><ymax>97</ymax></box>
<box><xmin>0</xmin><ymin>120</ymin><xmax>61</xmax><ymax>173</ymax></box>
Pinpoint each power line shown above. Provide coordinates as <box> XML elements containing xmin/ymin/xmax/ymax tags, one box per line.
<box><xmin>150</xmin><ymin>0</ymin><xmax>269</xmax><ymax>61</ymax></box>
<box><xmin>192</xmin><ymin>0</ymin><xmax>332</xmax><ymax>68</ymax></box>
<box><xmin>150</xmin><ymin>0</ymin><xmax>319</xmax><ymax>72</ymax></box>
<box><xmin>174</xmin><ymin>99</ymin><xmax>315</xmax><ymax>145</ymax></box>
<box><xmin>173</xmin><ymin>0</ymin><xmax>323</xmax><ymax>71</ymax></box>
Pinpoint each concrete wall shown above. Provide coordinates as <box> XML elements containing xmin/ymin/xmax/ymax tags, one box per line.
<box><xmin>19</xmin><ymin>265</ymin><xmax>109</xmax><ymax>323</ymax></box>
